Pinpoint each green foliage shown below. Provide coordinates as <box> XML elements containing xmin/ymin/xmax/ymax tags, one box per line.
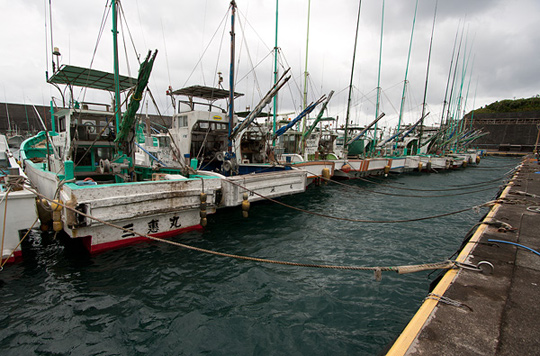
<box><xmin>474</xmin><ymin>95</ymin><xmax>540</xmax><ymax>114</ymax></box>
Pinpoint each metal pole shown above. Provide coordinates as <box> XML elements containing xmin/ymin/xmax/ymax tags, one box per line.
<box><xmin>344</xmin><ymin>0</ymin><xmax>363</xmax><ymax>153</ymax></box>
<box><xmin>112</xmin><ymin>0</ymin><xmax>121</xmax><ymax>134</ymax></box>
<box><xmin>272</xmin><ymin>0</ymin><xmax>279</xmax><ymax>146</ymax></box>
<box><xmin>228</xmin><ymin>1</ymin><xmax>237</xmax><ymax>152</ymax></box>
<box><xmin>395</xmin><ymin>0</ymin><xmax>418</xmax><ymax>153</ymax></box>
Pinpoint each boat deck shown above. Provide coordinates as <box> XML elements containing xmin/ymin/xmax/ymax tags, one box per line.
<box><xmin>388</xmin><ymin>156</ymin><xmax>540</xmax><ymax>355</ymax></box>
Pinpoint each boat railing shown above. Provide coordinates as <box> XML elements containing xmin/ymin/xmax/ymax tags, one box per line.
<box><xmin>177</xmin><ymin>100</ymin><xmax>226</xmax><ymax>114</ymax></box>
<box><xmin>78</xmin><ymin>102</ymin><xmax>112</xmax><ymax>112</ymax></box>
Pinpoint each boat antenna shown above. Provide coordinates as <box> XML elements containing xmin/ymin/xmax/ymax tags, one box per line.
<box><xmin>344</xmin><ymin>0</ymin><xmax>363</xmax><ymax>154</ymax></box>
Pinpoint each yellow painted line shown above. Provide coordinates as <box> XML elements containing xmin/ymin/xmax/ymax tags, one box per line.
<box><xmin>386</xmin><ymin>164</ymin><xmax>520</xmax><ymax>356</ymax></box>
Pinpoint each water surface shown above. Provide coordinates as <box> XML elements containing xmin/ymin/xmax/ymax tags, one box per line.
<box><xmin>0</xmin><ymin>157</ymin><xmax>520</xmax><ymax>355</ymax></box>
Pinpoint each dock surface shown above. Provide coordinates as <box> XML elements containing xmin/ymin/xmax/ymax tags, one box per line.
<box><xmin>388</xmin><ymin>156</ymin><xmax>540</xmax><ymax>355</ymax></box>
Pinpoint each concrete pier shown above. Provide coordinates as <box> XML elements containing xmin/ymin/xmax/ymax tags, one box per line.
<box><xmin>387</xmin><ymin>156</ymin><xmax>540</xmax><ymax>355</ymax></box>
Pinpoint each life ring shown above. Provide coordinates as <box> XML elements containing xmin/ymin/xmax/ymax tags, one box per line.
<box><xmin>83</xmin><ymin>177</ymin><xmax>95</xmax><ymax>182</ymax></box>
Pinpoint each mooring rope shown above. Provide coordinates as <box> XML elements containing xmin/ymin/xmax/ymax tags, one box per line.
<box><xmin>325</xmin><ymin>177</ymin><xmax>501</xmax><ymax>198</ymax></box>
<box><xmin>354</xmin><ymin>175</ymin><xmax>508</xmax><ymax>192</ymax></box>
<box><xmin>23</xmin><ymin>187</ymin><xmax>462</xmax><ymax>276</ymax></box>
<box><xmin>0</xmin><ymin>217</ymin><xmax>39</xmax><ymax>270</ymax></box>
<box><xmin>223</xmin><ymin>179</ymin><xmax>490</xmax><ymax>223</ymax></box>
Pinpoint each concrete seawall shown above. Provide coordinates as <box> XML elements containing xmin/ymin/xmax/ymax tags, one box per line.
<box><xmin>387</xmin><ymin>156</ymin><xmax>540</xmax><ymax>355</ymax></box>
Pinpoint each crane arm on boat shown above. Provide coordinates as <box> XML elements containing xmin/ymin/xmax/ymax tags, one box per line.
<box><xmin>229</xmin><ymin>68</ymin><xmax>291</xmax><ymax>141</ymax></box>
<box><xmin>303</xmin><ymin>90</ymin><xmax>335</xmax><ymax>139</ymax></box>
<box><xmin>272</xmin><ymin>95</ymin><xmax>326</xmax><ymax>140</ymax></box>
<box><xmin>346</xmin><ymin>112</ymin><xmax>386</xmax><ymax>146</ymax></box>
<box><xmin>115</xmin><ymin>50</ymin><xmax>158</xmax><ymax>151</ymax></box>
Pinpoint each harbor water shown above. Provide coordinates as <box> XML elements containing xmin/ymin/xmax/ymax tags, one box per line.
<box><xmin>0</xmin><ymin>157</ymin><xmax>520</xmax><ymax>355</ymax></box>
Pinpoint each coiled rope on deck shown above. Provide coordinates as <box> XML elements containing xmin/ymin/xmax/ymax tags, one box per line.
<box><xmin>24</xmin><ymin>187</ymin><xmax>463</xmax><ymax>276</ymax></box>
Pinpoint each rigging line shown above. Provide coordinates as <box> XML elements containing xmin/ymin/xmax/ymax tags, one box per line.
<box><xmin>354</xmin><ymin>175</ymin><xmax>506</xmax><ymax>192</ymax></box>
<box><xmin>118</xmin><ymin>1</ymin><xmax>143</xmax><ymax>66</ymax></box>
<box><xmin>145</xmin><ymin>88</ymin><xmax>187</xmax><ymax>168</ymax></box>
<box><xmin>0</xmin><ymin>217</ymin><xmax>39</xmax><ymax>270</ymax></box>
<box><xmin>381</xmin><ymin>90</ymin><xmax>399</xmax><ymax>116</ymax></box>
<box><xmin>74</xmin><ymin>92</ymin><xmax>131</xmax><ymax>167</ymax></box>
<box><xmin>118</xmin><ymin>8</ymin><xmax>132</xmax><ymax>79</ymax></box>
<box><xmin>236</xmin><ymin>50</ymin><xmax>274</xmax><ymax>87</ymax></box>
<box><xmin>277</xmin><ymin>51</ymin><xmax>302</xmax><ymax>97</ymax></box>
<box><xmin>223</xmin><ymin>179</ymin><xmax>484</xmax><ymax>223</ymax></box>
<box><xmin>213</xmin><ymin>13</ymin><xmax>229</xmax><ymax>89</ymax></box>
<box><xmin>325</xmin><ymin>176</ymin><xmax>501</xmax><ymax>198</ymax></box>
<box><xmin>23</xmin><ymin>187</ymin><xmax>460</xmax><ymax>274</ymax></box>
<box><xmin>182</xmin><ymin>9</ymin><xmax>230</xmax><ymax>88</ymax></box>
<box><xmin>160</xmin><ymin>19</ymin><xmax>172</xmax><ymax>87</ymax></box>
<box><xmin>237</xmin><ymin>8</ymin><xmax>273</xmax><ymax>54</ymax></box>
<box><xmin>44</xmin><ymin>0</ymin><xmax>50</xmax><ymax>76</ymax></box>
<box><xmin>235</xmin><ymin>16</ymin><xmax>263</xmax><ymax>98</ymax></box>
<box><xmin>78</xmin><ymin>1</ymin><xmax>112</xmax><ymax>106</ymax></box>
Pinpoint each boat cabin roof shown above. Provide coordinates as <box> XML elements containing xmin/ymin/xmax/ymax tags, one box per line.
<box><xmin>48</xmin><ymin>65</ymin><xmax>136</xmax><ymax>92</ymax></box>
<box><xmin>170</xmin><ymin>85</ymin><xmax>243</xmax><ymax>101</ymax></box>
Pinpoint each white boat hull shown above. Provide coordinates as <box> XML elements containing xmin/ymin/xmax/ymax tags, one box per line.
<box><xmin>25</xmin><ymin>160</ymin><xmax>221</xmax><ymax>254</ymax></box>
<box><xmin>0</xmin><ymin>189</ymin><xmax>37</xmax><ymax>263</ymax></box>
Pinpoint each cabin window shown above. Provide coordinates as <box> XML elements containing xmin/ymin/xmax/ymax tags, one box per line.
<box><xmin>199</xmin><ymin>122</ymin><xmax>209</xmax><ymax>129</ymax></box>
<box><xmin>157</xmin><ymin>137</ymin><xmax>170</xmax><ymax>148</ymax></box>
<box><xmin>75</xmin><ymin>147</ymin><xmax>92</xmax><ymax>166</ymax></box>
<box><xmin>58</xmin><ymin>116</ymin><xmax>66</xmax><ymax>132</ymax></box>
<box><xmin>178</xmin><ymin>115</ymin><xmax>188</xmax><ymax>128</ymax></box>
<box><xmin>95</xmin><ymin>147</ymin><xmax>112</xmax><ymax>164</ymax></box>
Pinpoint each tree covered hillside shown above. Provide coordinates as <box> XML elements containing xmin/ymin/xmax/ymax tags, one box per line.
<box><xmin>473</xmin><ymin>95</ymin><xmax>540</xmax><ymax>114</ymax></box>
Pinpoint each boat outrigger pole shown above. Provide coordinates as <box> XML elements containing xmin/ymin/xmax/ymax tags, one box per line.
<box><xmin>303</xmin><ymin>90</ymin><xmax>334</xmax><ymax>139</ymax></box>
<box><xmin>229</xmin><ymin>68</ymin><xmax>291</xmax><ymax>141</ymax></box>
<box><xmin>346</xmin><ymin>112</ymin><xmax>385</xmax><ymax>146</ymax></box>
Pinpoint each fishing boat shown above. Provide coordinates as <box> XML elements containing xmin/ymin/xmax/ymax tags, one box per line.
<box><xmin>20</xmin><ymin>2</ymin><xmax>222</xmax><ymax>255</ymax></box>
<box><xmin>0</xmin><ymin>135</ymin><xmax>38</xmax><ymax>264</ymax></box>
<box><xmin>158</xmin><ymin>84</ymin><xmax>307</xmax><ymax>206</ymax></box>
<box><xmin>140</xmin><ymin>1</ymin><xmax>307</xmax><ymax>201</ymax></box>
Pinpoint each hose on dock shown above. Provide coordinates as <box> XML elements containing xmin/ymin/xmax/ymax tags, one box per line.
<box><xmin>488</xmin><ymin>239</ymin><xmax>540</xmax><ymax>257</ymax></box>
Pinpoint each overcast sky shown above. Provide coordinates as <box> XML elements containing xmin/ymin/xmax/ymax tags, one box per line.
<box><xmin>1</xmin><ymin>0</ymin><xmax>539</xmax><ymax>131</ymax></box>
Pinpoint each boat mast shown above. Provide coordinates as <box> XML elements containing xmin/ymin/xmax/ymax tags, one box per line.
<box><xmin>439</xmin><ymin>23</ymin><xmax>460</xmax><ymax>133</ymax></box>
<box><xmin>344</xmin><ymin>0</ymin><xmax>363</xmax><ymax>155</ymax></box>
<box><xmin>395</xmin><ymin>0</ymin><xmax>418</xmax><ymax>154</ymax></box>
<box><xmin>302</xmin><ymin>0</ymin><xmax>311</xmax><ymax>130</ymax></box>
<box><xmin>445</xmin><ymin>26</ymin><xmax>464</xmax><ymax>151</ymax></box>
<box><xmin>228</xmin><ymin>0</ymin><xmax>237</xmax><ymax>153</ymax></box>
<box><xmin>272</xmin><ymin>0</ymin><xmax>279</xmax><ymax>146</ymax></box>
<box><xmin>418</xmin><ymin>0</ymin><xmax>438</xmax><ymax>153</ymax></box>
<box><xmin>469</xmin><ymin>78</ymin><xmax>478</xmax><ymax>130</ymax></box>
<box><xmin>372</xmin><ymin>0</ymin><xmax>385</xmax><ymax>156</ymax></box>
<box><xmin>112</xmin><ymin>0</ymin><xmax>121</xmax><ymax>134</ymax></box>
